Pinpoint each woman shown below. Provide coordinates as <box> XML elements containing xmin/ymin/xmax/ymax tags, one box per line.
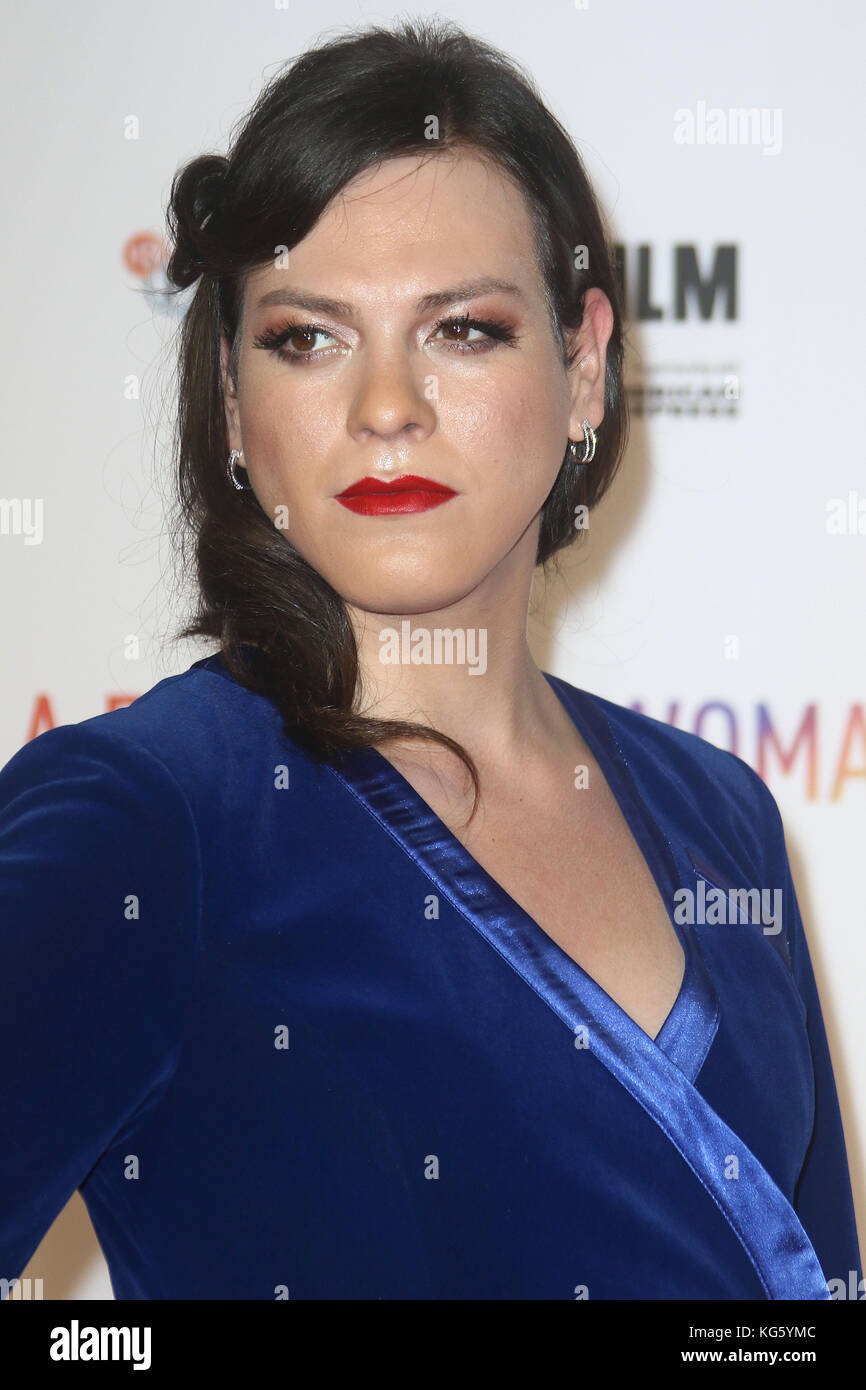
<box><xmin>0</xmin><ymin>19</ymin><xmax>860</xmax><ymax>1300</ymax></box>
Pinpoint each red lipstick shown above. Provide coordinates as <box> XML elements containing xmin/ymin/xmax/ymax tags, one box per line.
<box><xmin>335</xmin><ymin>474</ymin><xmax>457</xmax><ymax>515</ymax></box>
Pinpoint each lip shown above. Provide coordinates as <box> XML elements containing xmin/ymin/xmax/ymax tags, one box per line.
<box><xmin>335</xmin><ymin>474</ymin><xmax>457</xmax><ymax>516</ymax></box>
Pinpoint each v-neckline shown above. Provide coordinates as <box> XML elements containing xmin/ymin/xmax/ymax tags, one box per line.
<box><xmin>325</xmin><ymin>668</ymin><xmax>720</xmax><ymax>1079</ymax></box>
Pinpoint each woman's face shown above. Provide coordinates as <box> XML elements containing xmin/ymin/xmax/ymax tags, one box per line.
<box><xmin>221</xmin><ymin>149</ymin><xmax>612</xmax><ymax>617</ymax></box>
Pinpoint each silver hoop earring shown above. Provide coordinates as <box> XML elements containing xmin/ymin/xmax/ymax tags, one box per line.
<box><xmin>568</xmin><ymin>419</ymin><xmax>598</xmax><ymax>465</ymax></box>
<box><xmin>228</xmin><ymin>448</ymin><xmax>247</xmax><ymax>490</ymax></box>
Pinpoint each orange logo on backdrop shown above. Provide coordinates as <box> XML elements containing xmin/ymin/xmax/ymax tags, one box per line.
<box><xmin>123</xmin><ymin>232</ymin><xmax>166</xmax><ymax>278</ymax></box>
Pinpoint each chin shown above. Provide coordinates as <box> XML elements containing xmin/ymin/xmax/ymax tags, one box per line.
<box><xmin>338</xmin><ymin>584</ymin><xmax>472</xmax><ymax>618</ymax></box>
<box><xmin>307</xmin><ymin>543</ymin><xmax>488</xmax><ymax>614</ymax></box>
<box><xmin>327</xmin><ymin>564</ymin><xmax>484</xmax><ymax>617</ymax></box>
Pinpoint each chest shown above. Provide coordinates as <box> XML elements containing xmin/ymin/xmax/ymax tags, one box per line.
<box><xmin>389</xmin><ymin>758</ymin><xmax>686</xmax><ymax>1041</ymax></box>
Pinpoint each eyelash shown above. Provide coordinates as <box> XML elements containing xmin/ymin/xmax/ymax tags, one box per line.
<box><xmin>251</xmin><ymin>313</ymin><xmax>519</xmax><ymax>364</ymax></box>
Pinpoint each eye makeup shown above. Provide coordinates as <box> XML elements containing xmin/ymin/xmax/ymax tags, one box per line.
<box><xmin>252</xmin><ymin>312</ymin><xmax>520</xmax><ymax>364</ymax></box>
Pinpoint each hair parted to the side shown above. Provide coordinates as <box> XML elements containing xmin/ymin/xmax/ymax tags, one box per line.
<box><xmin>164</xmin><ymin>16</ymin><xmax>628</xmax><ymax>825</ymax></box>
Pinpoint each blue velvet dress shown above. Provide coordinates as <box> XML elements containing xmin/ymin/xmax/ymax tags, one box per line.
<box><xmin>0</xmin><ymin>650</ymin><xmax>860</xmax><ymax>1299</ymax></box>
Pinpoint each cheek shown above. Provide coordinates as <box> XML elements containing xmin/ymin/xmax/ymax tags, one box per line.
<box><xmin>238</xmin><ymin>384</ymin><xmax>328</xmax><ymax>505</ymax></box>
<box><xmin>446</xmin><ymin>373</ymin><xmax>565</xmax><ymax>507</ymax></box>
<box><xmin>507</xmin><ymin>358</ymin><xmax>569</xmax><ymax>441</ymax></box>
<box><xmin>508</xmin><ymin>383</ymin><xmax>565</xmax><ymax>454</ymax></box>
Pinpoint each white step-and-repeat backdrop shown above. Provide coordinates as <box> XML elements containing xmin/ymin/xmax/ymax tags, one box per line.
<box><xmin>2</xmin><ymin>0</ymin><xmax>863</xmax><ymax>1298</ymax></box>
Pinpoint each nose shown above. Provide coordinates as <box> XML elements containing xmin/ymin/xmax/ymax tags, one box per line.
<box><xmin>346</xmin><ymin>341</ymin><xmax>438</xmax><ymax>454</ymax></box>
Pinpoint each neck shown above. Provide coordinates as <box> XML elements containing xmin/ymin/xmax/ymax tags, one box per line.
<box><xmin>346</xmin><ymin>532</ymin><xmax>567</xmax><ymax>773</ymax></box>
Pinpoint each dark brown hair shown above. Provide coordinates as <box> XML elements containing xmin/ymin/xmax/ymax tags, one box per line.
<box><xmin>164</xmin><ymin>16</ymin><xmax>628</xmax><ymax>823</ymax></box>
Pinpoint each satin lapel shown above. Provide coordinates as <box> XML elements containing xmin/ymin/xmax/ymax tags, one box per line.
<box><xmin>545</xmin><ymin>675</ymin><xmax>829</xmax><ymax>1299</ymax></box>
<box><xmin>324</xmin><ymin>676</ymin><xmax>830</xmax><ymax>1300</ymax></box>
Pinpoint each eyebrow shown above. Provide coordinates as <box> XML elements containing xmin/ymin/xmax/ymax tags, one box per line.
<box><xmin>254</xmin><ymin>276</ymin><xmax>526</xmax><ymax>318</ymax></box>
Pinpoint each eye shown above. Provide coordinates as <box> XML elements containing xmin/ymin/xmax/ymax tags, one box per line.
<box><xmin>430</xmin><ymin>314</ymin><xmax>518</xmax><ymax>352</ymax></box>
<box><xmin>252</xmin><ymin>322</ymin><xmax>340</xmax><ymax>363</ymax></box>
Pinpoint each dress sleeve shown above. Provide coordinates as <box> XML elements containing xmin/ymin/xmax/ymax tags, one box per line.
<box><xmin>748</xmin><ymin>766</ymin><xmax>863</xmax><ymax>1291</ymax></box>
<box><xmin>0</xmin><ymin>722</ymin><xmax>201</xmax><ymax>1287</ymax></box>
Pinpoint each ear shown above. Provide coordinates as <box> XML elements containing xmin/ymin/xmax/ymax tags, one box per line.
<box><xmin>563</xmin><ymin>287</ymin><xmax>615</xmax><ymax>441</ymax></box>
<box><xmin>219</xmin><ymin>332</ymin><xmax>242</xmax><ymax>452</ymax></box>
